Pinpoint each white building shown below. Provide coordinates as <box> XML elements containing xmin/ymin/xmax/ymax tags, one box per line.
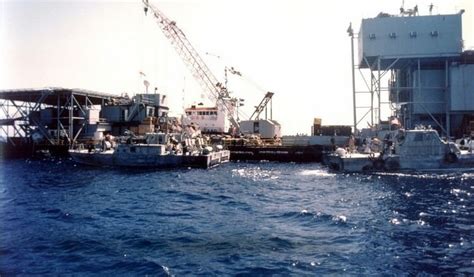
<box><xmin>185</xmin><ymin>105</ymin><xmax>230</xmax><ymax>133</ymax></box>
<box><xmin>239</xmin><ymin>119</ymin><xmax>281</xmax><ymax>139</ymax></box>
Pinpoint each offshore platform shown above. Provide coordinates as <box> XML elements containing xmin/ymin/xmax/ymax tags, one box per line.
<box><xmin>2</xmin><ymin>3</ymin><xmax>472</xmax><ymax>161</ymax></box>
<box><xmin>0</xmin><ymin>87</ymin><xmax>169</xmax><ymax>158</ymax></box>
<box><xmin>351</xmin><ymin>5</ymin><xmax>474</xmax><ymax>138</ymax></box>
<box><xmin>0</xmin><ymin>0</ymin><xmax>284</xmax><ymax>160</ymax></box>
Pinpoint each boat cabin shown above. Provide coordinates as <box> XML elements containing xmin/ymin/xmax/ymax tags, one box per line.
<box><xmin>395</xmin><ymin>129</ymin><xmax>447</xmax><ymax>157</ymax></box>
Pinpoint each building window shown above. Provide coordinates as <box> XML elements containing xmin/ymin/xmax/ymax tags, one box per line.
<box><xmin>430</xmin><ymin>30</ymin><xmax>439</xmax><ymax>37</ymax></box>
<box><xmin>147</xmin><ymin>107</ymin><xmax>154</xmax><ymax>117</ymax></box>
<box><xmin>409</xmin><ymin>31</ymin><xmax>417</xmax><ymax>38</ymax></box>
<box><xmin>369</xmin><ymin>33</ymin><xmax>376</xmax><ymax>40</ymax></box>
<box><xmin>389</xmin><ymin>32</ymin><xmax>397</xmax><ymax>39</ymax></box>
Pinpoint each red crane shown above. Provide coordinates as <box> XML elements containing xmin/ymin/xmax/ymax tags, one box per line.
<box><xmin>142</xmin><ymin>0</ymin><xmax>240</xmax><ymax>130</ymax></box>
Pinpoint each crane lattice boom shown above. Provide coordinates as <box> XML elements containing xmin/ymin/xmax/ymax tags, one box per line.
<box><xmin>142</xmin><ymin>0</ymin><xmax>239</xmax><ymax>129</ymax></box>
<box><xmin>250</xmin><ymin>92</ymin><xmax>274</xmax><ymax>120</ymax></box>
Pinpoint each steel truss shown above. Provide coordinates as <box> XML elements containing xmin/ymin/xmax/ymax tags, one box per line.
<box><xmin>143</xmin><ymin>0</ymin><xmax>240</xmax><ymax>130</ymax></box>
<box><xmin>350</xmin><ymin>32</ymin><xmax>450</xmax><ymax>135</ymax></box>
<box><xmin>0</xmin><ymin>89</ymin><xmax>101</xmax><ymax>148</ymax></box>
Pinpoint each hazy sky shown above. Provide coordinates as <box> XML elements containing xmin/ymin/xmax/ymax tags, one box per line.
<box><xmin>1</xmin><ymin>0</ymin><xmax>472</xmax><ymax>135</ymax></box>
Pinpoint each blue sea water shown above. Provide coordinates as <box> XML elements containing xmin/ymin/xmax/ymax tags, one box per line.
<box><xmin>0</xmin><ymin>158</ymin><xmax>473</xmax><ymax>275</ymax></box>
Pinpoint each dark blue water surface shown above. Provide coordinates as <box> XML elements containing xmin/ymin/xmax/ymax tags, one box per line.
<box><xmin>0</xmin><ymin>158</ymin><xmax>473</xmax><ymax>275</ymax></box>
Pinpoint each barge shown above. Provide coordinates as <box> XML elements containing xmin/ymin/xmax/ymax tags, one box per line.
<box><xmin>228</xmin><ymin>144</ymin><xmax>325</xmax><ymax>163</ymax></box>
<box><xmin>226</xmin><ymin>134</ymin><xmax>349</xmax><ymax>163</ymax></box>
<box><xmin>69</xmin><ymin>132</ymin><xmax>230</xmax><ymax>169</ymax></box>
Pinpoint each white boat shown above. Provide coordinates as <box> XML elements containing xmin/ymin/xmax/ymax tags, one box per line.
<box><xmin>325</xmin><ymin>128</ymin><xmax>474</xmax><ymax>172</ymax></box>
<box><xmin>69</xmin><ymin>132</ymin><xmax>230</xmax><ymax>169</ymax></box>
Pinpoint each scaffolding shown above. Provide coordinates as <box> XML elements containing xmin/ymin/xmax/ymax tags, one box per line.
<box><xmin>350</xmin><ymin>48</ymin><xmax>452</xmax><ymax>136</ymax></box>
<box><xmin>349</xmin><ymin>29</ymin><xmax>395</xmax><ymax>133</ymax></box>
<box><xmin>0</xmin><ymin>87</ymin><xmax>119</xmax><ymax>148</ymax></box>
<box><xmin>350</xmin><ymin>12</ymin><xmax>464</xmax><ymax>137</ymax></box>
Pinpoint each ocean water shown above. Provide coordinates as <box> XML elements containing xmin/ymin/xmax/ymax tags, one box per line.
<box><xmin>0</xmin><ymin>158</ymin><xmax>473</xmax><ymax>275</ymax></box>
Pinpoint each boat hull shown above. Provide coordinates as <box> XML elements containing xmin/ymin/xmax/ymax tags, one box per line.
<box><xmin>69</xmin><ymin>149</ymin><xmax>230</xmax><ymax>169</ymax></box>
<box><xmin>325</xmin><ymin>152</ymin><xmax>474</xmax><ymax>173</ymax></box>
<box><xmin>228</xmin><ymin>145</ymin><xmax>325</xmax><ymax>162</ymax></box>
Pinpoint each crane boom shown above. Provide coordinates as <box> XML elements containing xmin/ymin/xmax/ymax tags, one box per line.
<box><xmin>250</xmin><ymin>92</ymin><xmax>274</xmax><ymax>120</ymax></box>
<box><xmin>142</xmin><ymin>0</ymin><xmax>240</xmax><ymax>130</ymax></box>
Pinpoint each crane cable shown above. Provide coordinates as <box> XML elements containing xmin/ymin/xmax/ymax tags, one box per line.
<box><xmin>227</xmin><ymin>71</ymin><xmax>272</xmax><ymax>121</ymax></box>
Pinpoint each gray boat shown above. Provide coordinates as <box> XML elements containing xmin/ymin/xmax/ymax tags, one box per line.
<box><xmin>326</xmin><ymin>128</ymin><xmax>474</xmax><ymax>172</ymax></box>
<box><xmin>69</xmin><ymin>132</ymin><xmax>230</xmax><ymax>169</ymax></box>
